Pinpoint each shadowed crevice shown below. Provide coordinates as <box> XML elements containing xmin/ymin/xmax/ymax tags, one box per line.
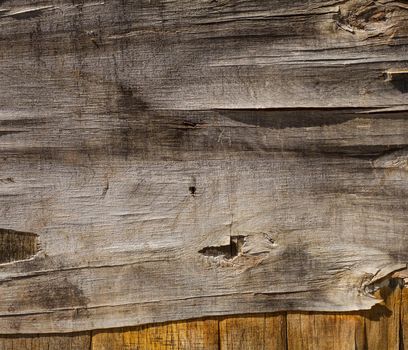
<box><xmin>199</xmin><ymin>236</ymin><xmax>246</xmax><ymax>260</ymax></box>
<box><xmin>0</xmin><ymin>228</ymin><xmax>39</xmax><ymax>264</ymax></box>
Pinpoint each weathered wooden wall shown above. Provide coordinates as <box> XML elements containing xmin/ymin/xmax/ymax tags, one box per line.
<box><xmin>0</xmin><ymin>283</ymin><xmax>407</xmax><ymax>349</ymax></box>
<box><xmin>1</xmin><ymin>0</ymin><xmax>408</xmax><ymax>336</ymax></box>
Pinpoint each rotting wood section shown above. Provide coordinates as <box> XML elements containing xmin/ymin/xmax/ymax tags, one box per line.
<box><xmin>0</xmin><ymin>0</ymin><xmax>407</xmax><ymax>334</ymax></box>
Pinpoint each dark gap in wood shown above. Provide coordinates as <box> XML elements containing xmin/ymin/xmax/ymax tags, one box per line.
<box><xmin>284</xmin><ymin>312</ymin><xmax>289</xmax><ymax>350</ymax></box>
<box><xmin>399</xmin><ymin>286</ymin><xmax>404</xmax><ymax>350</ymax></box>
<box><xmin>0</xmin><ymin>228</ymin><xmax>39</xmax><ymax>264</ymax></box>
<box><xmin>221</xmin><ymin>109</ymin><xmax>364</xmax><ymax>129</ymax></box>
<box><xmin>89</xmin><ymin>330</ymin><xmax>93</xmax><ymax>350</ymax></box>
<box><xmin>183</xmin><ymin>120</ymin><xmax>199</xmax><ymax>128</ymax></box>
<box><xmin>386</xmin><ymin>70</ymin><xmax>408</xmax><ymax>93</ymax></box>
<box><xmin>391</xmin><ymin>80</ymin><xmax>408</xmax><ymax>94</ymax></box>
<box><xmin>198</xmin><ymin>236</ymin><xmax>246</xmax><ymax>260</ymax></box>
<box><xmin>365</xmin><ymin>277</ymin><xmax>405</xmax><ymax>297</ymax></box>
<box><xmin>217</xmin><ymin>319</ymin><xmax>221</xmax><ymax>350</ymax></box>
<box><xmin>363</xmin><ymin>318</ymin><xmax>369</xmax><ymax>350</ymax></box>
<box><xmin>400</xmin><ymin>313</ymin><xmax>404</xmax><ymax>349</ymax></box>
<box><xmin>189</xmin><ymin>186</ymin><xmax>196</xmax><ymax>196</ymax></box>
<box><xmin>323</xmin><ymin>145</ymin><xmax>408</xmax><ymax>160</ymax></box>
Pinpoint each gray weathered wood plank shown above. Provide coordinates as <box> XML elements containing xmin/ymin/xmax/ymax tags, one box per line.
<box><xmin>0</xmin><ymin>0</ymin><xmax>407</xmax><ymax>333</ymax></box>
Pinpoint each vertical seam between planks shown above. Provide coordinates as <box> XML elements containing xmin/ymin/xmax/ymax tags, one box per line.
<box><xmin>285</xmin><ymin>313</ymin><xmax>289</xmax><ymax>350</ymax></box>
<box><xmin>262</xmin><ymin>314</ymin><xmax>266</xmax><ymax>350</ymax></box>
<box><xmin>363</xmin><ymin>316</ymin><xmax>368</xmax><ymax>350</ymax></box>
<box><xmin>89</xmin><ymin>330</ymin><xmax>93</xmax><ymax>350</ymax></box>
<box><xmin>217</xmin><ymin>319</ymin><xmax>221</xmax><ymax>350</ymax></box>
<box><xmin>399</xmin><ymin>287</ymin><xmax>404</xmax><ymax>350</ymax></box>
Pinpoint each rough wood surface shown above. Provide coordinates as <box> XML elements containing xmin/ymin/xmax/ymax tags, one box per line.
<box><xmin>0</xmin><ymin>332</ymin><xmax>91</xmax><ymax>350</ymax></box>
<box><xmin>286</xmin><ymin>313</ymin><xmax>365</xmax><ymax>350</ymax></box>
<box><xmin>401</xmin><ymin>287</ymin><xmax>408</xmax><ymax>349</ymax></box>
<box><xmin>219</xmin><ymin>314</ymin><xmax>287</xmax><ymax>350</ymax></box>
<box><xmin>0</xmin><ymin>0</ymin><xmax>408</xmax><ymax>333</ymax></box>
<box><xmin>286</xmin><ymin>281</ymin><xmax>406</xmax><ymax>350</ymax></box>
<box><xmin>1</xmin><ymin>283</ymin><xmax>407</xmax><ymax>349</ymax></box>
<box><xmin>363</xmin><ymin>282</ymin><xmax>403</xmax><ymax>349</ymax></box>
<box><xmin>92</xmin><ymin>320</ymin><xmax>219</xmax><ymax>350</ymax></box>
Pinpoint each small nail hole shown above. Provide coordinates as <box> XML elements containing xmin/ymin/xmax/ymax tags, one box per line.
<box><xmin>189</xmin><ymin>186</ymin><xmax>196</xmax><ymax>196</ymax></box>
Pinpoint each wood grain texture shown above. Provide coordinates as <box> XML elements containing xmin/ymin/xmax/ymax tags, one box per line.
<box><xmin>0</xmin><ymin>229</ymin><xmax>38</xmax><ymax>264</ymax></box>
<box><xmin>1</xmin><ymin>283</ymin><xmax>408</xmax><ymax>349</ymax></box>
<box><xmin>0</xmin><ymin>332</ymin><xmax>91</xmax><ymax>350</ymax></box>
<box><xmin>0</xmin><ymin>0</ymin><xmax>408</xmax><ymax>333</ymax></box>
<box><xmin>364</xmin><ymin>280</ymin><xmax>404</xmax><ymax>350</ymax></box>
<box><xmin>286</xmin><ymin>313</ymin><xmax>365</xmax><ymax>350</ymax></box>
<box><xmin>285</xmin><ymin>280</ymin><xmax>406</xmax><ymax>350</ymax></box>
<box><xmin>401</xmin><ymin>287</ymin><xmax>408</xmax><ymax>349</ymax></box>
<box><xmin>92</xmin><ymin>320</ymin><xmax>219</xmax><ymax>350</ymax></box>
<box><xmin>219</xmin><ymin>314</ymin><xmax>287</xmax><ymax>350</ymax></box>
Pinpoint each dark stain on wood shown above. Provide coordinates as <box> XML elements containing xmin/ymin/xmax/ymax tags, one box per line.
<box><xmin>36</xmin><ymin>278</ymin><xmax>89</xmax><ymax>310</ymax></box>
<box><xmin>117</xmin><ymin>85</ymin><xmax>150</xmax><ymax>114</ymax></box>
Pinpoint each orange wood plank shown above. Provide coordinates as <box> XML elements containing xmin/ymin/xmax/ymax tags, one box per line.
<box><xmin>0</xmin><ymin>332</ymin><xmax>91</xmax><ymax>350</ymax></box>
<box><xmin>401</xmin><ymin>286</ymin><xmax>408</xmax><ymax>349</ymax></box>
<box><xmin>92</xmin><ymin>319</ymin><xmax>219</xmax><ymax>350</ymax></box>
<box><xmin>219</xmin><ymin>314</ymin><xmax>287</xmax><ymax>350</ymax></box>
<box><xmin>286</xmin><ymin>312</ymin><xmax>365</xmax><ymax>350</ymax></box>
<box><xmin>364</xmin><ymin>280</ymin><xmax>403</xmax><ymax>350</ymax></box>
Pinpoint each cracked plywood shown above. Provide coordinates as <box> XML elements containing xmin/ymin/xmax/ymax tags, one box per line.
<box><xmin>0</xmin><ymin>0</ymin><xmax>408</xmax><ymax>333</ymax></box>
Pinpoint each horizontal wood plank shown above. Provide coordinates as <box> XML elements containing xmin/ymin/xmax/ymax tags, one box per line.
<box><xmin>0</xmin><ymin>283</ymin><xmax>406</xmax><ymax>349</ymax></box>
<box><xmin>0</xmin><ymin>0</ymin><xmax>407</xmax><ymax>333</ymax></box>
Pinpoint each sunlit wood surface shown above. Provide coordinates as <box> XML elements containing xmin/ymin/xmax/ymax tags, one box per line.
<box><xmin>0</xmin><ymin>283</ymin><xmax>406</xmax><ymax>349</ymax></box>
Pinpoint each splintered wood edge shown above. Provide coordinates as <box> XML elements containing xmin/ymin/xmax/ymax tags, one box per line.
<box><xmin>385</xmin><ymin>69</ymin><xmax>408</xmax><ymax>81</ymax></box>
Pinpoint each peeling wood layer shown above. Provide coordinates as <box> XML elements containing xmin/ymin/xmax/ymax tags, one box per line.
<box><xmin>0</xmin><ymin>0</ymin><xmax>408</xmax><ymax>334</ymax></box>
